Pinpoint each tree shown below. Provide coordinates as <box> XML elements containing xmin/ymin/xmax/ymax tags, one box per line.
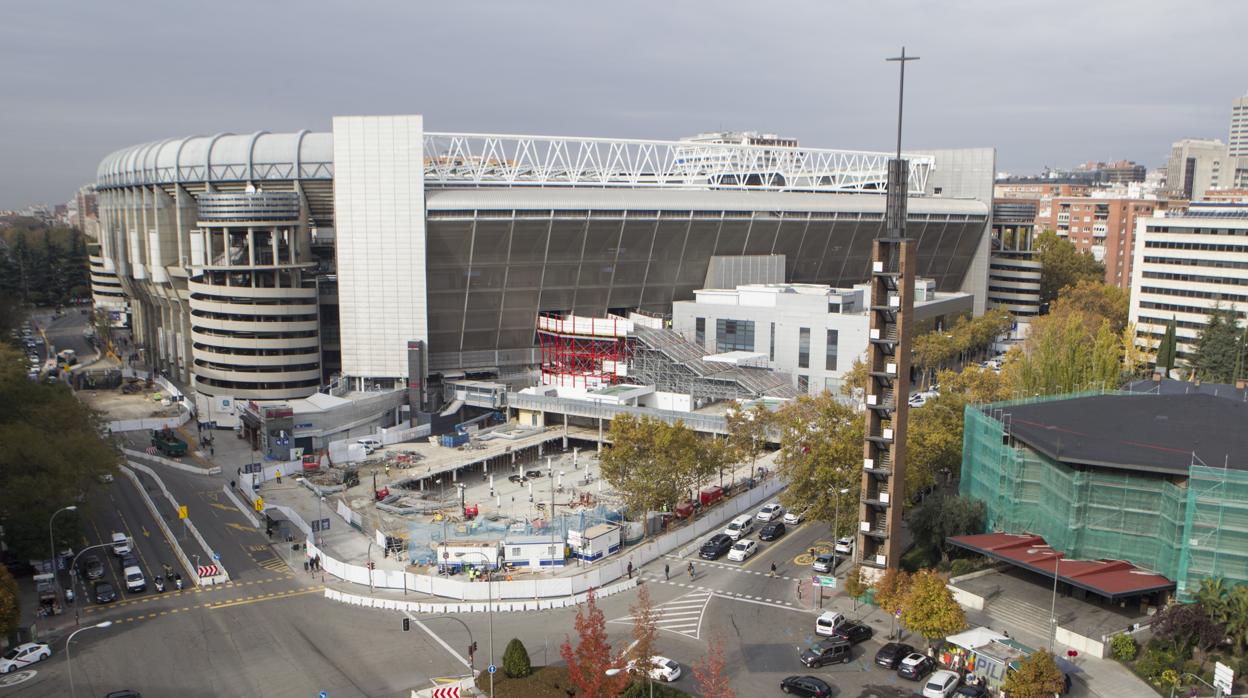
<box><xmin>873</xmin><ymin>568</ymin><xmax>912</xmax><ymax>618</ymax></box>
<box><xmin>502</xmin><ymin>638</ymin><xmax>532</xmax><ymax>678</ymax></box>
<box><xmin>1193</xmin><ymin>577</ymin><xmax>1230</xmax><ymax>627</ymax></box>
<box><xmin>1008</xmin><ymin>310</ymin><xmax>1124</xmax><ymax>396</ymax></box>
<box><xmin>772</xmin><ymin>393</ymin><xmax>863</xmax><ymax>526</ymax></box>
<box><xmin>1050</xmin><ymin>280</ymin><xmax>1129</xmax><ymax>335</ymax></box>
<box><xmin>906</xmin><ymin>494</ymin><xmax>985</xmax><ymax>563</ymax></box>
<box><xmin>1224</xmin><ymin>585</ymin><xmax>1248</xmax><ymax>654</ymax></box>
<box><xmin>0</xmin><ymin>565</ymin><xmax>18</xmax><ymax>639</ymax></box>
<box><xmin>1152</xmin><ymin>602</ymin><xmax>1224</xmax><ymax>655</ymax></box>
<box><xmin>599</xmin><ymin>415</ymin><xmax>708</xmax><ymax>516</ymax></box>
<box><xmin>900</xmin><ymin>570</ymin><xmax>966</xmax><ymax>647</ymax></box>
<box><xmin>1191</xmin><ymin>306</ymin><xmax>1244</xmax><ymax>384</ymax></box>
<box><xmin>1155</xmin><ymin>317</ymin><xmax>1178</xmax><ymax>377</ymax></box>
<box><xmin>1002</xmin><ymin>649</ymin><xmax>1067</xmax><ymax>698</ymax></box>
<box><xmin>626</xmin><ymin>584</ymin><xmax>660</xmax><ymax>685</ymax></box>
<box><xmin>692</xmin><ymin>635</ymin><xmax>735</xmax><ymax>698</ymax></box>
<box><xmin>560</xmin><ymin>589</ymin><xmax>631</xmax><ymax>698</ymax></box>
<box><xmin>1035</xmin><ymin>230</ymin><xmax>1105</xmax><ymax>304</ymax></box>
<box><xmin>843</xmin><ymin>564</ymin><xmax>873</xmax><ymax>611</ymax></box>
<box><xmin>840</xmin><ymin>357</ymin><xmax>869</xmax><ymax>400</ymax></box>
<box><xmin>724</xmin><ymin>403</ymin><xmax>771</xmax><ymax>482</ymax></box>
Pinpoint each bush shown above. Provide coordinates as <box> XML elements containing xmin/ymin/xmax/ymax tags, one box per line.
<box><xmin>1136</xmin><ymin>644</ymin><xmax>1179</xmax><ymax>684</ymax></box>
<box><xmin>899</xmin><ymin>544</ymin><xmax>939</xmax><ymax>572</ymax></box>
<box><xmin>502</xmin><ymin>638</ymin><xmax>532</xmax><ymax>678</ymax></box>
<box><xmin>1110</xmin><ymin>634</ymin><xmax>1138</xmax><ymax>662</ymax></box>
<box><xmin>620</xmin><ymin>682</ymin><xmax>692</xmax><ymax>698</ymax></box>
<box><xmin>950</xmin><ymin>559</ymin><xmax>976</xmax><ymax>578</ymax></box>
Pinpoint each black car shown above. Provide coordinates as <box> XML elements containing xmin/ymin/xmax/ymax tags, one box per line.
<box><xmin>799</xmin><ymin>638</ymin><xmax>852</xmax><ymax>668</ymax></box>
<box><xmin>832</xmin><ymin>619</ymin><xmax>874</xmax><ymax>644</ymax></box>
<box><xmin>874</xmin><ymin>642</ymin><xmax>916</xmax><ymax>669</ymax></box>
<box><xmin>780</xmin><ymin>675</ymin><xmax>832</xmax><ymax>697</ymax></box>
<box><xmin>699</xmin><ymin>534</ymin><xmax>733</xmax><ymax>560</ymax></box>
<box><xmin>93</xmin><ymin>580</ymin><xmax>117</xmax><ymax>604</ymax></box>
<box><xmin>954</xmin><ymin>685</ymin><xmax>990</xmax><ymax>698</ymax></box>
<box><xmin>83</xmin><ymin>554</ymin><xmax>105</xmax><ymax>580</ymax></box>
<box><xmin>897</xmin><ymin>652</ymin><xmax>936</xmax><ymax>680</ymax></box>
<box><xmin>120</xmin><ymin>554</ymin><xmax>140</xmax><ymax>570</ymax></box>
<box><xmin>758</xmin><ymin>521</ymin><xmax>786</xmax><ymax>541</ymax></box>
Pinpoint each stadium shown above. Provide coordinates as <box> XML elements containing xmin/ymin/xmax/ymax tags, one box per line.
<box><xmin>92</xmin><ymin>115</ymin><xmax>993</xmax><ymax>415</ymax></box>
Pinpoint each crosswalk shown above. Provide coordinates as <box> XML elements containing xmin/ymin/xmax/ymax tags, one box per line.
<box><xmin>662</xmin><ymin>553</ymin><xmax>800</xmax><ymax>582</ymax></box>
<box><xmin>610</xmin><ymin>588</ymin><xmax>712</xmax><ymax>640</ymax></box>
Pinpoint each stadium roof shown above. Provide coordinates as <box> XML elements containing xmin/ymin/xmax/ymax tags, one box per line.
<box><xmin>1001</xmin><ymin>393</ymin><xmax>1248</xmax><ymax>475</ymax></box>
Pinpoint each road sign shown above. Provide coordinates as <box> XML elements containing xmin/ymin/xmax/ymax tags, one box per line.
<box><xmin>196</xmin><ymin>564</ymin><xmax>221</xmax><ymax>577</ymax></box>
<box><xmin>320</xmin><ymin>518</ymin><xmax>330</xmax><ymax>531</ymax></box>
<box><xmin>311</xmin><ymin>519</ymin><xmax>321</xmax><ymax>533</ymax></box>
<box><xmin>178</xmin><ymin>505</ymin><xmax>188</xmax><ymax>520</ymax></box>
<box><xmin>443</xmin><ymin>551</ymin><xmax>450</xmax><ymax>560</ymax></box>
<box><xmin>254</xmin><ymin>496</ymin><xmax>264</xmax><ymax>512</ymax></box>
<box><xmin>812</xmin><ymin>575</ymin><xmax>837</xmax><ymax>588</ymax></box>
<box><xmin>213</xmin><ymin>552</ymin><xmax>220</xmax><ymax>561</ymax></box>
<box><xmin>488</xmin><ymin>664</ymin><xmax>497</xmax><ymax>674</ymax></box>
<box><xmin>319</xmin><ymin>693</ymin><xmax>327</xmax><ymax>698</ymax></box>
<box><xmin>431</xmin><ymin>688</ymin><xmax>460</xmax><ymax>698</ymax></box>
<box><xmin>1215</xmin><ymin>661</ymin><xmax>1234</xmax><ymax>695</ymax></box>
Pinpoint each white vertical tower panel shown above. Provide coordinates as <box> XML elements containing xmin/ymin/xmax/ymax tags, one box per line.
<box><xmin>332</xmin><ymin>115</ymin><xmax>427</xmax><ymax>381</ymax></box>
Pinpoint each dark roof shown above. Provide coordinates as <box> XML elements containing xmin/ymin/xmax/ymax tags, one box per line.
<box><xmin>1126</xmin><ymin>377</ymin><xmax>1248</xmax><ymax>402</ymax></box>
<box><xmin>948</xmin><ymin>533</ymin><xmax>1175</xmax><ymax>600</ymax></box>
<box><xmin>1001</xmin><ymin>393</ymin><xmax>1248</xmax><ymax>475</ymax></box>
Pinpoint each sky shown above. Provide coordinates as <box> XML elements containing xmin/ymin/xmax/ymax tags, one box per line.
<box><xmin>1</xmin><ymin>0</ymin><xmax>1245</xmax><ymax>209</ymax></box>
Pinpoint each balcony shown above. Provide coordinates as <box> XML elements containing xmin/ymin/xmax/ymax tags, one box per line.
<box><xmin>863</xmin><ymin>455</ymin><xmax>892</xmax><ymax>477</ymax></box>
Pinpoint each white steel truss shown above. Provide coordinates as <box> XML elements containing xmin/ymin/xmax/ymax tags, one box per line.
<box><xmin>423</xmin><ymin>132</ymin><xmax>933</xmax><ymax>194</ymax></box>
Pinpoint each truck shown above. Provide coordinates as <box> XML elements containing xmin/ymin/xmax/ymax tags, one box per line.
<box><xmin>151</xmin><ymin>427</ymin><xmax>188</xmax><ymax>457</ymax></box>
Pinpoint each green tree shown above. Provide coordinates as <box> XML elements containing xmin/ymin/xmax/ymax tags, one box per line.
<box><xmin>1009</xmin><ymin>311</ymin><xmax>1123</xmax><ymax>395</ymax></box>
<box><xmin>844</xmin><ymin>564</ymin><xmax>873</xmax><ymax>611</ymax></box>
<box><xmin>1002</xmin><ymin>649</ymin><xmax>1067</xmax><ymax>698</ymax></box>
<box><xmin>771</xmin><ymin>393</ymin><xmax>863</xmax><ymax>526</ymax></box>
<box><xmin>560</xmin><ymin>589</ymin><xmax>630</xmax><ymax>698</ymax></box>
<box><xmin>1193</xmin><ymin>577</ymin><xmax>1230</xmax><ymax>626</ymax></box>
<box><xmin>0</xmin><ymin>565</ymin><xmax>19</xmax><ymax>639</ymax></box>
<box><xmin>906</xmin><ymin>494</ymin><xmax>985</xmax><ymax>564</ymax></box>
<box><xmin>1035</xmin><ymin>230</ymin><xmax>1106</xmax><ymax>304</ymax></box>
<box><xmin>502</xmin><ymin>638</ymin><xmax>532</xmax><ymax>678</ymax></box>
<box><xmin>724</xmin><ymin>403</ymin><xmax>771</xmax><ymax>481</ymax></box>
<box><xmin>1109</xmin><ymin>633</ymin><xmax>1138</xmax><ymax>661</ymax></box>
<box><xmin>1155</xmin><ymin>317</ymin><xmax>1178</xmax><ymax>377</ymax></box>
<box><xmin>900</xmin><ymin>569</ymin><xmax>966</xmax><ymax>647</ymax></box>
<box><xmin>1225</xmin><ymin>585</ymin><xmax>1248</xmax><ymax>654</ymax></box>
<box><xmin>1191</xmin><ymin>306</ymin><xmax>1244</xmax><ymax>384</ymax></box>
<box><xmin>1050</xmin><ymin>279</ymin><xmax>1129</xmax><ymax>335</ymax></box>
<box><xmin>599</xmin><ymin>415</ymin><xmax>707</xmax><ymax>516</ymax></box>
<box><xmin>873</xmin><ymin>568</ymin><xmax>912</xmax><ymax>617</ymax></box>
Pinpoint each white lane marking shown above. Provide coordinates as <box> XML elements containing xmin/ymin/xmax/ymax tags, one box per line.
<box><xmin>403</xmin><ymin>610</ymin><xmax>470</xmax><ymax>668</ymax></box>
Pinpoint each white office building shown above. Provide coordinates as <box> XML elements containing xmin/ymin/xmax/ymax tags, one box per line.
<box><xmin>1130</xmin><ymin>203</ymin><xmax>1248</xmax><ymax>361</ymax></box>
<box><xmin>672</xmin><ymin>281</ymin><xmax>974</xmax><ymax>396</ymax></box>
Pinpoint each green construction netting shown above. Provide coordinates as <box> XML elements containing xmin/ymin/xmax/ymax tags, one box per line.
<box><xmin>960</xmin><ymin>394</ymin><xmax>1248</xmax><ymax>599</ymax></box>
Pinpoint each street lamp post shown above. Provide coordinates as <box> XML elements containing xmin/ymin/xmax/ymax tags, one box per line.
<box><xmin>831</xmin><ymin>488</ymin><xmax>850</xmax><ymax>546</ymax></box>
<box><xmin>69</xmin><ymin>541</ymin><xmax>127</xmax><ymax>626</ymax></box>
<box><xmin>67</xmin><ymin>620</ymin><xmax>113</xmax><ymax>698</ymax></box>
<box><xmin>457</xmin><ymin>551</ymin><xmax>495</xmax><ymax>698</ymax></box>
<box><xmin>48</xmin><ymin>505</ymin><xmax>78</xmax><ymax>608</ymax></box>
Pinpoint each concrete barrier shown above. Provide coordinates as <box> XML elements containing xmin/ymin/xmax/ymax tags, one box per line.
<box><xmin>126</xmin><ymin>461</ymin><xmax>229</xmax><ymax>584</ymax></box>
<box><xmin>122</xmin><ymin>448</ymin><xmax>221</xmax><ymax>476</ymax></box>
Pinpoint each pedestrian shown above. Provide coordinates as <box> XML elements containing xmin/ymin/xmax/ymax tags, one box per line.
<box><xmin>276</xmin><ymin>469</ymin><xmax>282</xmax><ymax>484</ymax></box>
<box><xmin>664</xmin><ymin>563</ymin><xmax>669</xmax><ymax>581</ymax></box>
<box><xmin>627</xmin><ymin>560</ymin><xmax>633</xmax><ymax>579</ymax></box>
<box><xmin>209</xmin><ymin>444</ymin><xmax>214</xmax><ymax>456</ymax></box>
<box><xmin>303</xmin><ymin>560</ymin><xmax>310</xmax><ymax>573</ymax></box>
<box><xmin>237</xmin><ymin>467</ymin><xmax>242</xmax><ymax>478</ymax></box>
<box><xmin>687</xmin><ymin>561</ymin><xmax>694</xmax><ymax>580</ymax></box>
<box><xmin>797</xmin><ymin>580</ymin><xmax>803</xmax><ymax>600</ymax></box>
<box><xmin>770</xmin><ymin>562</ymin><xmax>777</xmax><ymax>578</ymax></box>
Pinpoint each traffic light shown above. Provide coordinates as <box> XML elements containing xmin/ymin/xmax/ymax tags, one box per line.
<box><xmin>402</xmin><ymin>618</ymin><xmax>410</xmax><ymax>632</ymax></box>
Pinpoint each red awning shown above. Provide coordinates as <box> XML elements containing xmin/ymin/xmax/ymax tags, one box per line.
<box><xmin>948</xmin><ymin>532</ymin><xmax>1174</xmax><ymax>600</ymax></box>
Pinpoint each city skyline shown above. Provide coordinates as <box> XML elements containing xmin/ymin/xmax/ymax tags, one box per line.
<box><xmin>2</xmin><ymin>0</ymin><xmax>1247</xmax><ymax>208</ymax></box>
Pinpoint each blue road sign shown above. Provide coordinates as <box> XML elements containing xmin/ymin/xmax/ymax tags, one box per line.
<box><xmin>213</xmin><ymin>552</ymin><xmax>220</xmax><ymax>561</ymax></box>
<box><xmin>488</xmin><ymin>665</ymin><xmax>497</xmax><ymax>674</ymax></box>
<box><xmin>320</xmin><ymin>692</ymin><xmax>327</xmax><ymax>698</ymax></box>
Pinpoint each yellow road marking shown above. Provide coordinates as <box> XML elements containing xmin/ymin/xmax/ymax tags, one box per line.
<box><xmin>206</xmin><ymin>586</ymin><xmax>322</xmax><ymax>610</ymax></box>
<box><xmin>226</xmin><ymin>523</ymin><xmax>256</xmax><ymax>533</ymax></box>
<box><xmin>209</xmin><ymin>503</ymin><xmax>236</xmax><ymax>512</ymax></box>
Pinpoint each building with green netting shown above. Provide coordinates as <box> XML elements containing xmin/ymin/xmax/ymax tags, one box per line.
<box><xmin>959</xmin><ymin>391</ymin><xmax>1248</xmax><ymax>600</ymax></box>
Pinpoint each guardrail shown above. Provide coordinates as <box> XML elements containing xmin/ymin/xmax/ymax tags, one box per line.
<box><xmin>324</xmin><ymin>577</ymin><xmax>640</xmax><ymax>615</ymax></box>
<box><xmin>507</xmin><ymin>392</ymin><xmax>730</xmax><ymax>435</ymax></box>
<box><xmin>124</xmin><ymin>461</ymin><xmax>229</xmax><ymax>585</ymax></box>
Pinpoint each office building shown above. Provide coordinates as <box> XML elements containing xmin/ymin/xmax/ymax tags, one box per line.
<box><xmin>1166</xmin><ymin>138</ymin><xmax>1228</xmax><ymax>200</ymax></box>
<box><xmin>1041</xmin><ymin>196</ymin><xmax>1155</xmax><ymax>288</ymax></box>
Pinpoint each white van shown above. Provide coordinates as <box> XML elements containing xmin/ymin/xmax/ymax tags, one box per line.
<box><xmin>723</xmin><ymin>515</ymin><xmax>754</xmax><ymax>541</ymax></box>
<box><xmin>123</xmin><ymin>565</ymin><xmax>145</xmax><ymax>593</ymax></box>
<box><xmin>111</xmin><ymin>532</ymin><xmax>131</xmax><ymax>556</ymax></box>
<box><xmin>815</xmin><ymin>611</ymin><xmax>846</xmax><ymax>636</ymax></box>
<box><xmin>357</xmin><ymin>438</ymin><xmax>382</xmax><ymax>454</ymax></box>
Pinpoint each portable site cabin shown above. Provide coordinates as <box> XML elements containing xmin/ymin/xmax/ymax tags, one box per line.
<box><xmin>502</xmin><ymin>535</ymin><xmax>566</xmax><ymax>568</ymax></box>
<box><xmin>435</xmin><ymin>541</ymin><xmax>501</xmax><ymax>573</ymax></box>
<box><xmin>567</xmin><ymin>523</ymin><xmax>621</xmax><ymax>562</ymax></box>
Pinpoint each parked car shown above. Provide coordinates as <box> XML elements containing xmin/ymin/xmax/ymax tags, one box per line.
<box><xmin>874</xmin><ymin>642</ymin><xmax>916</xmax><ymax>669</ymax></box>
<box><xmin>111</xmin><ymin>531</ymin><xmax>132</xmax><ymax>556</ymax></box>
<box><xmin>699</xmin><ymin>534</ymin><xmax>733</xmax><ymax>560</ymax></box>
<box><xmin>357</xmin><ymin>438</ymin><xmax>382</xmax><ymax>454</ymax></box>
<box><xmin>758</xmin><ymin>521</ymin><xmax>786</xmax><ymax>541</ymax></box>
<box><xmin>923</xmin><ymin>669</ymin><xmax>962</xmax><ymax>698</ymax></box>
<box><xmin>120</xmin><ymin>554</ymin><xmax>139</xmax><ymax>570</ymax></box>
<box><xmin>811</xmin><ymin>553</ymin><xmax>837</xmax><ymax>573</ymax></box>
<box><xmin>1</xmin><ymin>643</ymin><xmax>51</xmax><ymax>673</ymax></box>
<box><xmin>104</xmin><ymin>692</ymin><xmax>143</xmax><ymax>698</ymax></box>
<box><xmin>727</xmin><ymin>539</ymin><xmax>758</xmax><ymax>562</ymax></box>
<box><xmin>779</xmin><ymin>675</ymin><xmax>832</xmax><ymax>697</ymax></box>
<box><xmin>953</xmin><ymin>685</ymin><xmax>990</xmax><ymax>698</ymax></box>
<box><xmin>832</xmin><ymin>620</ymin><xmax>874</xmax><ymax>644</ymax></box>
<box><xmin>814</xmin><ymin>611</ymin><xmax>845</xmax><ymax>637</ymax></box>
<box><xmin>755</xmin><ymin>502</ymin><xmax>784</xmax><ymax>522</ymax></box>
<box><xmin>722</xmin><ymin>514</ymin><xmax>754</xmax><ymax>540</ymax></box>
<box><xmin>124</xmin><ymin>565</ymin><xmax>146</xmax><ymax>593</ymax></box>
<box><xmin>609</xmin><ymin>656</ymin><xmax>682</xmax><ymax>683</ymax></box>
<box><xmin>98</xmin><ymin>472</ymin><xmax>114</xmax><ymax>483</ymax></box>
<box><xmin>83</xmin><ymin>554</ymin><xmax>105</xmax><ymax>580</ymax></box>
<box><xmin>799</xmin><ymin>638</ymin><xmax>852</xmax><ymax>668</ymax></box>
<box><xmin>782</xmin><ymin>509</ymin><xmax>806</xmax><ymax>525</ymax></box>
<box><xmin>834</xmin><ymin>537</ymin><xmax>854</xmax><ymax>556</ymax></box>
<box><xmin>898</xmin><ymin>652</ymin><xmax>937</xmax><ymax>681</ymax></box>
<box><xmin>93</xmin><ymin>580</ymin><xmax>117</xmax><ymax>604</ymax></box>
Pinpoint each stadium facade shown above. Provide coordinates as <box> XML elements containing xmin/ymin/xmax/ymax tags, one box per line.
<box><xmin>93</xmin><ymin>115</ymin><xmax>993</xmax><ymax>414</ymax></box>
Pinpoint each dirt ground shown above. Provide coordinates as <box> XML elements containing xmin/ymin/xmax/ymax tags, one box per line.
<box><xmin>78</xmin><ymin>383</ymin><xmax>182</xmax><ymax>421</ymax></box>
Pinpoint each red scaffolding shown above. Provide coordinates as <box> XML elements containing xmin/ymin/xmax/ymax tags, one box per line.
<box><xmin>537</xmin><ymin>314</ymin><xmax>631</xmax><ymax>389</ymax></box>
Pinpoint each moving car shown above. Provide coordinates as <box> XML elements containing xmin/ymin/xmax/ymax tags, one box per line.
<box><xmin>722</xmin><ymin>514</ymin><xmax>754</xmax><ymax>540</ymax></box>
<box><xmin>111</xmin><ymin>531</ymin><xmax>132</xmax><ymax>556</ymax></box>
<box><xmin>832</xmin><ymin>619</ymin><xmax>874</xmax><ymax>644</ymax></box>
<box><xmin>758</xmin><ymin>521</ymin><xmax>786</xmax><ymax>541</ymax></box>
<box><xmin>898</xmin><ymin>652</ymin><xmax>937</xmax><ymax>681</ymax></box>
<box><xmin>834</xmin><ymin>537</ymin><xmax>854</xmax><ymax>556</ymax></box>
<box><xmin>814</xmin><ymin>611</ymin><xmax>845</xmax><ymax>637</ymax></box>
<box><xmin>93</xmin><ymin>580</ymin><xmax>117</xmax><ymax>604</ymax></box>
<box><xmin>799</xmin><ymin>638</ymin><xmax>852</xmax><ymax>668</ymax></box>
<box><xmin>755</xmin><ymin>502</ymin><xmax>784</xmax><ymax>522</ymax></box>
<box><xmin>699</xmin><ymin>534</ymin><xmax>733</xmax><ymax>560</ymax></box>
<box><xmin>923</xmin><ymin>669</ymin><xmax>962</xmax><ymax>698</ymax></box>
<box><xmin>782</xmin><ymin>509</ymin><xmax>805</xmax><ymax>525</ymax></box>
<box><xmin>1</xmin><ymin>643</ymin><xmax>51</xmax><ymax>673</ymax></box>
<box><xmin>610</xmin><ymin>656</ymin><xmax>682</xmax><ymax>683</ymax></box>
<box><xmin>727</xmin><ymin>539</ymin><xmax>758</xmax><ymax>562</ymax></box>
<box><xmin>779</xmin><ymin>675</ymin><xmax>832</xmax><ymax>697</ymax></box>
<box><xmin>83</xmin><ymin>554</ymin><xmax>105</xmax><ymax>580</ymax></box>
<box><xmin>874</xmin><ymin>642</ymin><xmax>916</xmax><ymax>669</ymax></box>
<box><xmin>811</xmin><ymin>553</ymin><xmax>837</xmax><ymax>573</ymax></box>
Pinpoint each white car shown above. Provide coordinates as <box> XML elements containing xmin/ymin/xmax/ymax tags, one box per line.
<box><xmin>755</xmin><ymin>502</ymin><xmax>784</xmax><ymax>522</ymax></box>
<box><xmin>607</xmin><ymin>655</ymin><xmax>682</xmax><ymax>683</ymax></box>
<box><xmin>727</xmin><ymin>539</ymin><xmax>758</xmax><ymax>562</ymax></box>
<box><xmin>111</xmin><ymin>531</ymin><xmax>131</xmax><ymax>556</ymax></box>
<box><xmin>357</xmin><ymin>438</ymin><xmax>382</xmax><ymax>454</ymax></box>
<box><xmin>1</xmin><ymin>643</ymin><xmax>51</xmax><ymax>673</ymax></box>
<box><xmin>923</xmin><ymin>669</ymin><xmax>961</xmax><ymax>697</ymax></box>
<box><xmin>834</xmin><ymin>537</ymin><xmax>854</xmax><ymax>556</ymax></box>
<box><xmin>783</xmin><ymin>509</ymin><xmax>806</xmax><ymax>525</ymax></box>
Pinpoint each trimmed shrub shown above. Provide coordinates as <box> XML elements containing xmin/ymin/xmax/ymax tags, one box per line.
<box><xmin>1136</xmin><ymin>644</ymin><xmax>1179</xmax><ymax>685</ymax></box>
<box><xmin>949</xmin><ymin>558</ymin><xmax>976</xmax><ymax>578</ymax></box>
<box><xmin>502</xmin><ymin>638</ymin><xmax>532</xmax><ymax>678</ymax></box>
<box><xmin>1110</xmin><ymin>633</ymin><xmax>1138</xmax><ymax>662</ymax></box>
